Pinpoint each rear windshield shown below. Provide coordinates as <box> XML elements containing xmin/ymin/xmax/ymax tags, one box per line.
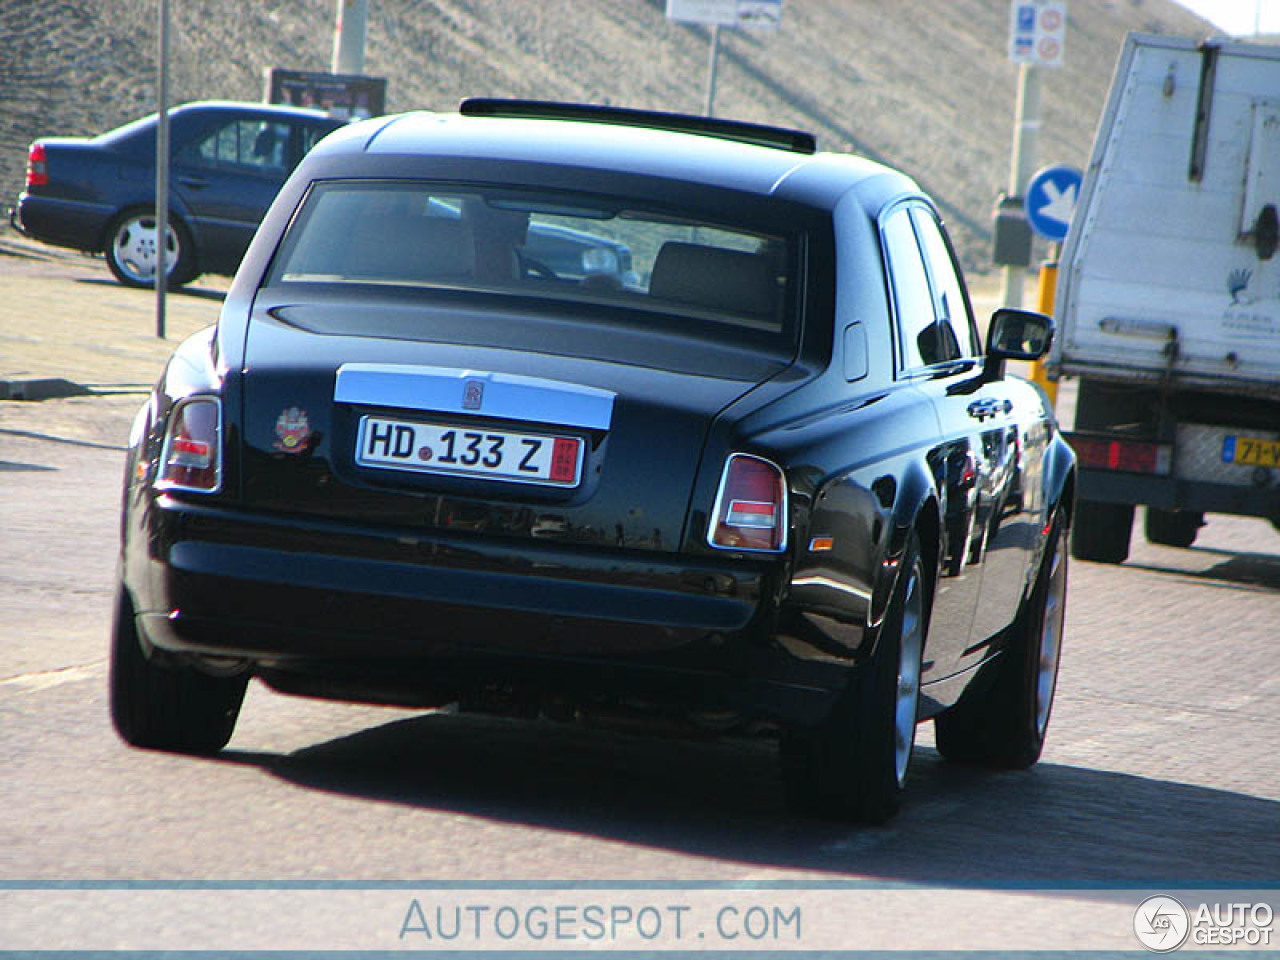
<box><xmin>265</xmin><ymin>180</ymin><xmax>796</xmax><ymax>339</ymax></box>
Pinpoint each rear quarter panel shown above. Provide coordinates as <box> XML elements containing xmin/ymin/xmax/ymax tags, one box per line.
<box><xmin>718</xmin><ymin>188</ymin><xmax>947</xmax><ymax>671</ymax></box>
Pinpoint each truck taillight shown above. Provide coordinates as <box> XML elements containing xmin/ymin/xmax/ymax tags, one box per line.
<box><xmin>708</xmin><ymin>454</ymin><xmax>787</xmax><ymax>553</ymax></box>
<box><xmin>157</xmin><ymin>397</ymin><xmax>222</xmax><ymax>493</ymax></box>
<box><xmin>25</xmin><ymin>143</ymin><xmax>48</xmax><ymax>188</ymax></box>
<box><xmin>1070</xmin><ymin>434</ymin><xmax>1171</xmax><ymax>476</ymax></box>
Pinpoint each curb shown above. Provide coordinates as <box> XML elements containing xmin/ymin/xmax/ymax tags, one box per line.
<box><xmin>0</xmin><ymin>226</ymin><xmax>78</xmax><ymax>262</ymax></box>
<box><xmin>0</xmin><ymin>378</ymin><xmax>92</xmax><ymax>401</ymax></box>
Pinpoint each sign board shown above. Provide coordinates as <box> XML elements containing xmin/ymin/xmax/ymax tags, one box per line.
<box><xmin>1025</xmin><ymin>164</ymin><xmax>1082</xmax><ymax>241</ymax></box>
<box><xmin>1009</xmin><ymin>1</ymin><xmax>1066</xmax><ymax>68</ymax></box>
<box><xmin>666</xmin><ymin>0</ymin><xmax>782</xmax><ymax>29</ymax></box>
<box><xmin>264</xmin><ymin>68</ymin><xmax>386</xmax><ymax>121</ymax></box>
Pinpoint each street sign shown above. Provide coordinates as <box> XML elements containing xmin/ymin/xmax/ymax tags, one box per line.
<box><xmin>265</xmin><ymin>68</ymin><xmax>386</xmax><ymax>121</ymax></box>
<box><xmin>667</xmin><ymin>0</ymin><xmax>784</xmax><ymax>116</ymax></box>
<box><xmin>1009</xmin><ymin>1</ymin><xmax>1067</xmax><ymax>68</ymax></box>
<box><xmin>1025</xmin><ymin>164</ymin><xmax>1082</xmax><ymax>241</ymax></box>
<box><xmin>667</xmin><ymin>0</ymin><xmax>735</xmax><ymax>25</ymax></box>
<box><xmin>666</xmin><ymin>0</ymin><xmax>782</xmax><ymax>29</ymax></box>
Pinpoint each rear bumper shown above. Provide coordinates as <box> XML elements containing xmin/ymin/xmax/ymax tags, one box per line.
<box><xmin>12</xmin><ymin>193</ymin><xmax>113</xmax><ymax>252</ymax></box>
<box><xmin>126</xmin><ymin>497</ymin><xmax>844</xmax><ymax>723</ymax></box>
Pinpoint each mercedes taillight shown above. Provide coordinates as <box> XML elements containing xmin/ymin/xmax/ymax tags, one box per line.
<box><xmin>25</xmin><ymin>143</ymin><xmax>48</xmax><ymax>188</ymax></box>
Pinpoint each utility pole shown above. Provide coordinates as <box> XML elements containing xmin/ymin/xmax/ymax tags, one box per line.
<box><xmin>332</xmin><ymin>0</ymin><xmax>369</xmax><ymax>74</ymax></box>
<box><xmin>1000</xmin><ymin>63</ymin><xmax>1042</xmax><ymax>310</ymax></box>
<box><xmin>155</xmin><ymin>0</ymin><xmax>170</xmax><ymax>338</ymax></box>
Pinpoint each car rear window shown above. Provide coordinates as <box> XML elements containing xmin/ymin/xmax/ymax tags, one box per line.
<box><xmin>265</xmin><ymin>180</ymin><xmax>796</xmax><ymax>338</ymax></box>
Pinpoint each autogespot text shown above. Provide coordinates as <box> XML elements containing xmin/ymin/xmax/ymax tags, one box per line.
<box><xmin>399</xmin><ymin>899</ymin><xmax>803</xmax><ymax>946</ymax></box>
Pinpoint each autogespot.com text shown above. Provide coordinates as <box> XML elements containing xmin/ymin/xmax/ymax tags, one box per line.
<box><xmin>399</xmin><ymin>898</ymin><xmax>802</xmax><ymax>946</ymax></box>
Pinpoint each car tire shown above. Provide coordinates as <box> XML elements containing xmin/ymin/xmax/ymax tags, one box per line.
<box><xmin>1144</xmin><ymin>507</ymin><xmax>1203</xmax><ymax>548</ymax></box>
<box><xmin>109</xmin><ymin>585</ymin><xmax>246</xmax><ymax>754</ymax></box>
<box><xmin>104</xmin><ymin>209</ymin><xmax>196</xmax><ymax>289</ymax></box>
<box><xmin>935</xmin><ymin>506</ymin><xmax>1068</xmax><ymax>769</ymax></box>
<box><xmin>1069</xmin><ymin>500</ymin><xmax>1132</xmax><ymax>563</ymax></box>
<box><xmin>781</xmin><ymin>531</ymin><xmax>928</xmax><ymax>823</ymax></box>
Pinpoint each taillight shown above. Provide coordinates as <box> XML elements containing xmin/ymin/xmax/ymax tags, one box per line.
<box><xmin>25</xmin><ymin>143</ymin><xmax>48</xmax><ymax>188</ymax></box>
<box><xmin>581</xmin><ymin>246</ymin><xmax>620</xmax><ymax>275</ymax></box>
<box><xmin>1069</xmin><ymin>434</ymin><xmax>1171</xmax><ymax>475</ymax></box>
<box><xmin>157</xmin><ymin>397</ymin><xmax>222</xmax><ymax>493</ymax></box>
<box><xmin>708</xmin><ymin>453</ymin><xmax>787</xmax><ymax>553</ymax></box>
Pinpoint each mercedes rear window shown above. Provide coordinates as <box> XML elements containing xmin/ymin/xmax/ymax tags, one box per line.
<box><xmin>265</xmin><ymin>180</ymin><xmax>797</xmax><ymax>339</ymax></box>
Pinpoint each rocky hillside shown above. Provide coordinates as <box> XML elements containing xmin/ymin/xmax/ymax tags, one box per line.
<box><xmin>1</xmin><ymin>0</ymin><xmax>1214</xmax><ymax>268</ymax></box>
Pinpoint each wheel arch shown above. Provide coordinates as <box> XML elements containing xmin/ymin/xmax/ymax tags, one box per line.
<box><xmin>868</xmin><ymin>460</ymin><xmax>940</xmax><ymax>649</ymax></box>
<box><xmin>1044</xmin><ymin>431</ymin><xmax>1077</xmax><ymax>527</ymax></box>
<box><xmin>96</xmin><ymin>200</ymin><xmax>196</xmax><ymax>253</ymax></box>
<box><xmin>1006</xmin><ymin>431</ymin><xmax>1076</xmax><ymax>612</ymax></box>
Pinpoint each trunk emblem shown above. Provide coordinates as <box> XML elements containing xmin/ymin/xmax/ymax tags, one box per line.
<box><xmin>462</xmin><ymin>379</ymin><xmax>485</xmax><ymax>410</ymax></box>
<box><xmin>273</xmin><ymin>406</ymin><xmax>312</xmax><ymax>453</ymax></box>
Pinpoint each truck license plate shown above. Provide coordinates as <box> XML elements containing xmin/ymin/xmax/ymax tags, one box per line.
<box><xmin>1222</xmin><ymin>435</ymin><xmax>1280</xmax><ymax>468</ymax></box>
<box><xmin>357</xmin><ymin>416</ymin><xmax>583</xmax><ymax>486</ymax></box>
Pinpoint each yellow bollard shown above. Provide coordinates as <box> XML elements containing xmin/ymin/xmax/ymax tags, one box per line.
<box><xmin>1031</xmin><ymin>260</ymin><xmax>1059</xmax><ymax>409</ymax></box>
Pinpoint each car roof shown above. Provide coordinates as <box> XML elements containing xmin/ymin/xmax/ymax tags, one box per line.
<box><xmin>96</xmin><ymin>100</ymin><xmax>341</xmax><ymax>146</ymax></box>
<box><xmin>311</xmin><ymin>101</ymin><xmax>914</xmax><ymax>209</ymax></box>
<box><xmin>168</xmin><ymin>100</ymin><xmax>340</xmax><ymax>122</ymax></box>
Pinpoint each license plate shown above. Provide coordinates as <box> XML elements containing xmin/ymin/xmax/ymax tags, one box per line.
<box><xmin>356</xmin><ymin>416</ymin><xmax>583</xmax><ymax>486</ymax></box>
<box><xmin>1222</xmin><ymin>435</ymin><xmax>1280</xmax><ymax>468</ymax></box>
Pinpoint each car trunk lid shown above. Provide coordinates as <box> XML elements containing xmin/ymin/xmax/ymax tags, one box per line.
<box><xmin>236</xmin><ymin>296</ymin><xmax>792</xmax><ymax>553</ymax></box>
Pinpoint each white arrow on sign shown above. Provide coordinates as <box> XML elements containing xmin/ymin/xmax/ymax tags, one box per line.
<box><xmin>1036</xmin><ymin>179</ymin><xmax>1077</xmax><ymax>226</ymax></box>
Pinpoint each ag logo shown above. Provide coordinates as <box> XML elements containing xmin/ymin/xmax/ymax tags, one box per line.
<box><xmin>1134</xmin><ymin>896</ymin><xmax>1190</xmax><ymax>953</ymax></box>
<box><xmin>1228</xmin><ymin>267</ymin><xmax>1252</xmax><ymax>305</ymax></box>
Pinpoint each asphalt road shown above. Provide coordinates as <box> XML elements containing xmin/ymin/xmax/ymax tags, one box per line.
<box><xmin>1</xmin><ymin>251</ymin><xmax>1278</xmax><ymax>949</ymax></box>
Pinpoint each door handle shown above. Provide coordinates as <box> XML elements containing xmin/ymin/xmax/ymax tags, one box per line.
<box><xmin>177</xmin><ymin>176</ymin><xmax>209</xmax><ymax>189</ymax></box>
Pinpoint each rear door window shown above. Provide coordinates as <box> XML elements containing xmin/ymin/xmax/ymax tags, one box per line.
<box><xmin>183</xmin><ymin>119</ymin><xmax>292</xmax><ymax>175</ymax></box>
<box><xmin>881</xmin><ymin>206</ymin><xmax>937</xmax><ymax>371</ymax></box>
<box><xmin>910</xmin><ymin>208</ymin><xmax>979</xmax><ymax>359</ymax></box>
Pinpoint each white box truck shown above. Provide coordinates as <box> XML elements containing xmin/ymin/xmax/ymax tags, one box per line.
<box><xmin>1051</xmin><ymin>33</ymin><xmax>1280</xmax><ymax>562</ymax></box>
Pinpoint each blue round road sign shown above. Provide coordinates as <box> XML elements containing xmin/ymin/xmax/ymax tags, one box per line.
<box><xmin>1025</xmin><ymin>164</ymin><xmax>1082</xmax><ymax>242</ymax></box>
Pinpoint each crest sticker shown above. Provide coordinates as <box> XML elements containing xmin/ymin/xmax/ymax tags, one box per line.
<box><xmin>273</xmin><ymin>407</ymin><xmax>312</xmax><ymax>453</ymax></box>
<box><xmin>463</xmin><ymin>379</ymin><xmax>485</xmax><ymax>411</ymax></box>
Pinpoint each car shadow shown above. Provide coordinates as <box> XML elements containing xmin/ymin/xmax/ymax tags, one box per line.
<box><xmin>218</xmin><ymin>710</ymin><xmax>1279</xmax><ymax>885</ymax></box>
<box><xmin>1123</xmin><ymin>548</ymin><xmax>1280</xmax><ymax>592</ymax></box>
<box><xmin>74</xmin><ymin>276</ymin><xmax>226</xmax><ymax>301</ymax></box>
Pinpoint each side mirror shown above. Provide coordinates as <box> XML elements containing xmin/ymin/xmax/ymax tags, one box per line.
<box><xmin>984</xmin><ymin>308</ymin><xmax>1053</xmax><ymax>381</ymax></box>
<box><xmin>989</xmin><ymin>308</ymin><xmax>1053</xmax><ymax>360</ymax></box>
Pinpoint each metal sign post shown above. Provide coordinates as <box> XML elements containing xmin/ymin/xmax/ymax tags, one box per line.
<box><xmin>1000</xmin><ymin>1</ymin><xmax>1066</xmax><ymax>310</ymax></box>
<box><xmin>155</xmin><ymin>0</ymin><xmax>170</xmax><ymax>339</ymax></box>
<box><xmin>1000</xmin><ymin>63</ymin><xmax>1041</xmax><ymax>312</ymax></box>
<box><xmin>704</xmin><ymin>24</ymin><xmax>721</xmax><ymax>117</ymax></box>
